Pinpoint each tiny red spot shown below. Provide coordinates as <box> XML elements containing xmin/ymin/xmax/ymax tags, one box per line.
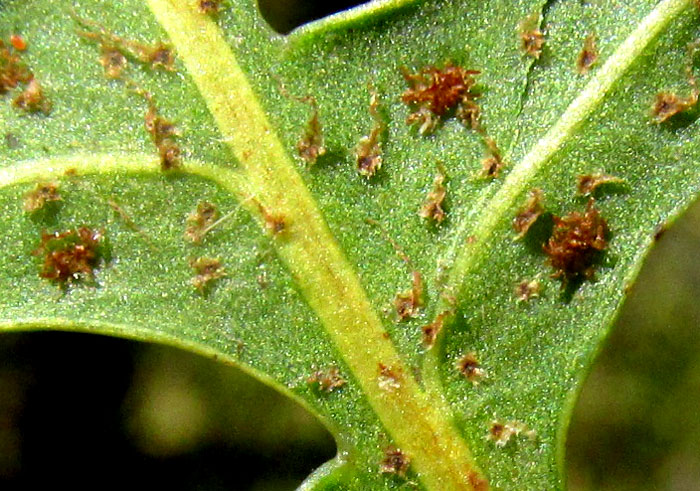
<box><xmin>10</xmin><ymin>34</ymin><xmax>27</xmax><ymax>51</ymax></box>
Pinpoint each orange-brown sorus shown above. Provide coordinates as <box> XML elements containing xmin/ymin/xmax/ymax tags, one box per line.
<box><xmin>9</xmin><ymin>34</ymin><xmax>27</xmax><ymax>51</ymax></box>
<box><xmin>185</xmin><ymin>201</ymin><xmax>218</xmax><ymax>244</ymax></box>
<box><xmin>401</xmin><ymin>63</ymin><xmax>480</xmax><ymax>134</ymax></box>
<box><xmin>543</xmin><ymin>199</ymin><xmax>608</xmax><ymax>283</ymax></box>
<box><xmin>34</xmin><ymin>227</ymin><xmax>104</xmax><ymax>283</ymax></box>
<box><xmin>577</xmin><ymin>173</ymin><xmax>624</xmax><ymax>195</ymax></box>
<box><xmin>457</xmin><ymin>352</ymin><xmax>486</xmax><ymax>384</ymax></box>
<box><xmin>189</xmin><ymin>256</ymin><xmax>225</xmax><ymax>291</ymax></box>
<box><xmin>512</xmin><ymin>188</ymin><xmax>544</xmax><ymax>239</ymax></box>
<box><xmin>24</xmin><ymin>182</ymin><xmax>61</xmax><ymax>212</ymax></box>
<box><xmin>296</xmin><ymin>96</ymin><xmax>326</xmax><ymax>166</ymax></box>
<box><xmin>379</xmin><ymin>446</ymin><xmax>410</xmax><ymax>478</ymax></box>
<box><xmin>515</xmin><ymin>278</ymin><xmax>541</xmax><ymax>302</ymax></box>
<box><xmin>422</xmin><ymin>310</ymin><xmax>449</xmax><ymax>348</ymax></box>
<box><xmin>307</xmin><ymin>366</ymin><xmax>346</xmax><ymax>393</ymax></box>
<box><xmin>356</xmin><ymin>90</ymin><xmax>384</xmax><ymax>177</ymax></box>
<box><xmin>576</xmin><ymin>33</ymin><xmax>599</xmax><ymax>74</ymax></box>
<box><xmin>419</xmin><ymin>168</ymin><xmax>447</xmax><ymax>224</ymax></box>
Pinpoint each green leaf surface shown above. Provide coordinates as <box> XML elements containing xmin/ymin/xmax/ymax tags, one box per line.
<box><xmin>1</xmin><ymin>0</ymin><xmax>699</xmax><ymax>488</ymax></box>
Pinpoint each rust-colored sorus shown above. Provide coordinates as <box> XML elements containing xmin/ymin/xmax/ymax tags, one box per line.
<box><xmin>13</xmin><ymin>78</ymin><xmax>51</xmax><ymax>114</ymax></box>
<box><xmin>296</xmin><ymin>96</ymin><xmax>326</xmax><ymax>166</ymax></box>
<box><xmin>189</xmin><ymin>256</ymin><xmax>225</xmax><ymax>291</ymax></box>
<box><xmin>74</xmin><ymin>14</ymin><xmax>175</xmax><ymax>73</ymax></box>
<box><xmin>307</xmin><ymin>366</ymin><xmax>346</xmax><ymax>393</ymax></box>
<box><xmin>379</xmin><ymin>446</ymin><xmax>410</xmax><ymax>478</ymax></box>
<box><xmin>515</xmin><ymin>278</ymin><xmax>541</xmax><ymax>302</ymax></box>
<box><xmin>185</xmin><ymin>201</ymin><xmax>218</xmax><ymax>244</ymax></box>
<box><xmin>24</xmin><ymin>182</ymin><xmax>61</xmax><ymax>212</ymax></box>
<box><xmin>512</xmin><ymin>188</ymin><xmax>544</xmax><ymax>239</ymax></box>
<box><xmin>0</xmin><ymin>39</ymin><xmax>32</xmax><ymax>94</ymax></box>
<box><xmin>401</xmin><ymin>63</ymin><xmax>481</xmax><ymax>134</ymax></box>
<box><xmin>577</xmin><ymin>173</ymin><xmax>624</xmax><ymax>195</ymax></box>
<box><xmin>422</xmin><ymin>310</ymin><xmax>449</xmax><ymax>348</ymax></box>
<box><xmin>419</xmin><ymin>167</ymin><xmax>447</xmax><ymax>224</ymax></box>
<box><xmin>34</xmin><ymin>227</ymin><xmax>104</xmax><ymax>283</ymax></box>
<box><xmin>356</xmin><ymin>90</ymin><xmax>383</xmax><ymax>177</ymax></box>
<box><xmin>576</xmin><ymin>33</ymin><xmax>599</xmax><ymax>74</ymax></box>
<box><xmin>457</xmin><ymin>352</ymin><xmax>486</xmax><ymax>385</ymax></box>
<box><xmin>543</xmin><ymin>199</ymin><xmax>608</xmax><ymax>283</ymax></box>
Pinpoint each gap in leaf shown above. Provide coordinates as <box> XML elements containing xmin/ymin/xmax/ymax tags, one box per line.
<box><xmin>258</xmin><ymin>0</ymin><xmax>371</xmax><ymax>34</ymax></box>
<box><xmin>0</xmin><ymin>332</ymin><xmax>336</xmax><ymax>489</ymax></box>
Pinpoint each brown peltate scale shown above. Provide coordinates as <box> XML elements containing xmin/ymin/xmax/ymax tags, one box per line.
<box><xmin>521</xmin><ymin>29</ymin><xmax>545</xmax><ymax>58</ymax></box>
<box><xmin>144</xmin><ymin>101</ymin><xmax>181</xmax><ymax>170</ymax></box>
<box><xmin>379</xmin><ymin>446</ymin><xmax>410</xmax><ymax>478</ymax></box>
<box><xmin>577</xmin><ymin>173</ymin><xmax>624</xmax><ymax>195</ymax></box>
<box><xmin>652</xmin><ymin>91</ymin><xmax>698</xmax><ymax>123</ymax></box>
<box><xmin>457</xmin><ymin>352</ymin><xmax>486</xmax><ymax>384</ymax></box>
<box><xmin>185</xmin><ymin>201</ymin><xmax>218</xmax><ymax>244</ymax></box>
<box><xmin>296</xmin><ymin>96</ymin><xmax>326</xmax><ymax>165</ymax></box>
<box><xmin>543</xmin><ymin>199</ymin><xmax>608</xmax><ymax>282</ymax></box>
<box><xmin>480</xmin><ymin>136</ymin><xmax>505</xmax><ymax>178</ymax></box>
<box><xmin>198</xmin><ymin>0</ymin><xmax>223</xmax><ymax>14</ymax></box>
<box><xmin>356</xmin><ymin>91</ymin><xmax>383</xmax><ymax>177</ymax></box>
<box><xmin>419</xmin><ymin>170</ymin><xmax>447</xmax><ymax>224</ymax></box>
<box><xmin>190</xmin><ymin>257</ymin><xmax>225</xmax><ymax>291</ymax></box>
<box><xmin>576</xmin><ymin>33</ymin><xmax>599</xmax><ymax>74</ymax></box>
<box><xmin>13</xmin><ymin>78</ymin><xmax>51</xmax><ymax>114</ymax></box>
<box><xmin>34</xmin><ymin>227</ymin><xmax>104</xmax><ymax>282</ymax></box>
<box><xmin>515</xmin><ymin>279</ymin><xmax>541</xmax><ymax>302</ymax></box>
<box><xmin>512</xmin><ymin>188</ymin><xmax>543</xmax><ymax>238</ymax></box>
<box><xmin>422</xmin><ymin>310</ymin><xmax>449</xmax><ymax>347</ymax></box>
<box><xmin>401</xmin><ymin>63</ymin><xmax>480</xmax><ymax>134</ymax></box>
<box><xmin>394</xmin><ymin>271</ymin><xmax>423</xmax><ymax>321</ymax></box>
<box><xmin>24</xmin><ymin>182</ymin><xmax>61</xmax><ymax>212</ymax></box>
<box><xmin>307</xmin><ymin>366</ymin><xmax>346</xmax><ymax>393</ymax></box>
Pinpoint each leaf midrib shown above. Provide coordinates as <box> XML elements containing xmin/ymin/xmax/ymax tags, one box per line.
<box><xmin>145</xmin><ymin>0</ymin><xmax>484</xmax><ymax>489</ymax></box>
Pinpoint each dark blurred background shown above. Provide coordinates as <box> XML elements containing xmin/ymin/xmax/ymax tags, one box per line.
<box><xmin>1</xmin><ymin>1</ymin><xmax>700</xmax><ymax>490</ymax></box>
